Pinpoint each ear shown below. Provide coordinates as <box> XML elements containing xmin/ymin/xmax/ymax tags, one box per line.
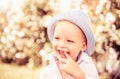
<box><xmin>81</xmin><ymin>42</ymin><xmax>87</xmax><ymax>52</ymax></box>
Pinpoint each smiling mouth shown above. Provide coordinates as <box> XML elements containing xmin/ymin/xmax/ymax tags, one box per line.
<box><xmin>58</xmin><ymin>50</ymin><xmax>69</xmax><ymax>58</ymax></box>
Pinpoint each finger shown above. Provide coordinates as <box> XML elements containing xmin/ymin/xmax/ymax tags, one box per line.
<box><xmin>59</xmin><ymin>58</ymin><xmax>67</xmax><ymax>63</ymax></box>
<box><xmin>59</xmin><ymin>63</ymin><xmax>66</xmax><ymax>70</ymax></box>
<box><xmin>55</xmin><ymin>52</ymin><xmax>63</xmax><ymax>61</ymax></box>
<box><xmin>64</xmin><ymin>52</ymin><xmax>72</xmax><ymax>59</ymax></box>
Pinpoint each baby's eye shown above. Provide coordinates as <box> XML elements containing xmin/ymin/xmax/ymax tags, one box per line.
<box><xmin>67</xmin><ymin>40</ymin><xmax>74</xmax><ymax>43</ymax></box>
<box><xmin>54</xmin><ymin>37</ymin><xmax>59</xmax><ymax>40</ymax></box>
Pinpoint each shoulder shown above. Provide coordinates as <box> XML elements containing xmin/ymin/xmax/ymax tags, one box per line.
<box><xmin>41</xmin><ymin>63</ymin><xmax>56</xmax><ymax>74</ymax></box>
<box><xmin>79</xmin><ymin>52</ymin><xmax>96</xmax><ymax>70</ymax></box>
<box><xmin>40</xmin><ymin>63</ymin><xmax>62</xmax><ymax>79</ymax></box>
<box><xmin>40</xmin><ymin>64</ymin><xmax>55</xmax><ymax>79</ymax></box>
<box><xmin>78</xmin><ymin>52</ymin><xmax>99</xmax><ymax>79</ymax></box>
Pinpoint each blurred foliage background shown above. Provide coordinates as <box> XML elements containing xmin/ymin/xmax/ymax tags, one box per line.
<box><xmin>0</xmin><ymin>0</ymin><xmax>120</xmax><ymax>79</ymax></box>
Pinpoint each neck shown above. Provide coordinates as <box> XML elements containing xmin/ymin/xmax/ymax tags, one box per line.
<box><xmin>76</xmin><ymin>51</ymin><xmax>82</xmax><ymax>62</ymax></box>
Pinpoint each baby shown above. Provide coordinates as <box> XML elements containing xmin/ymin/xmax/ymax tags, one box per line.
<box><xmin>40</xmin><ymin>10</ymin><xmax>99</xmax><ymax>79</ymax></box>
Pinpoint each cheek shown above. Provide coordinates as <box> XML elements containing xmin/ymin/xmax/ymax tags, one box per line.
<box><xmin>52</xmin><ymin>44</ymin><xmax>56</xmax><ymax>50</ymax></box>
<box><xmin>52</xmin><ymin>42</ymin><xmax>57</xmax><ymax>52</ymax></box>
<box><xmin>69</xmin><ymin>49</ymin><xmax>80</xmax><ymax>61</ymax></box>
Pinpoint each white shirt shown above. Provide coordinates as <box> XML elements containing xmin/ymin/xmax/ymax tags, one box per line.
<box><xmin>40</xmin><ymin>52</ymin><xmax>99</xmax><ymax>79</ymax></box>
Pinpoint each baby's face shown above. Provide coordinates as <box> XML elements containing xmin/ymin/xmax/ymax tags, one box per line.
<box><xmin>53</xmin><ymin>21</ymin><xmax>87</xmax><ymax>61</ymax></box>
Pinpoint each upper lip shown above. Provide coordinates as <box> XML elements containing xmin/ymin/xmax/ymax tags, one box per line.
<box><xmin>58</xmin><ymin>50</ymin><xmax>69</xmax><ymax>54</ymax></box>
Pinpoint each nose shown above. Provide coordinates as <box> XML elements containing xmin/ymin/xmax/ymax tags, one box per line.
<box><xmin>57</xmin><ymin>41</ymin><xmax>67</xmax><ymax>51</ymax></box>
<box><xmin>58</xmin><ymin>40</ymin><xmax>66</xmax><ymax>47</ymax></box>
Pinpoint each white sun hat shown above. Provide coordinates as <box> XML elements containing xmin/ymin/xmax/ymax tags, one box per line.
<box><xmin>47</xmin><ymin>10</ymin><xmax>95</xmax><ymax>55</ymax></box>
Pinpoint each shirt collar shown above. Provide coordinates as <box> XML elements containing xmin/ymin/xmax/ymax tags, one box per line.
<box><xmin>77</xmin><ymin>52</ymin><xmax>90</xmax><ymax>64</ymax></box>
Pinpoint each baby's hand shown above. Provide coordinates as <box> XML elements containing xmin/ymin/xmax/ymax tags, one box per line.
<box><xmin>58</xmin><ymin>52</ymin><xmax>85</xmax><ymax>79</ymax></box>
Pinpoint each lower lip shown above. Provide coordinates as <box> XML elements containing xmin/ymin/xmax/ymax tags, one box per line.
<box><xmin>59</xmin><ymin>53</ymin><xmax>66</xmax><ymax>58</ymax></box>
